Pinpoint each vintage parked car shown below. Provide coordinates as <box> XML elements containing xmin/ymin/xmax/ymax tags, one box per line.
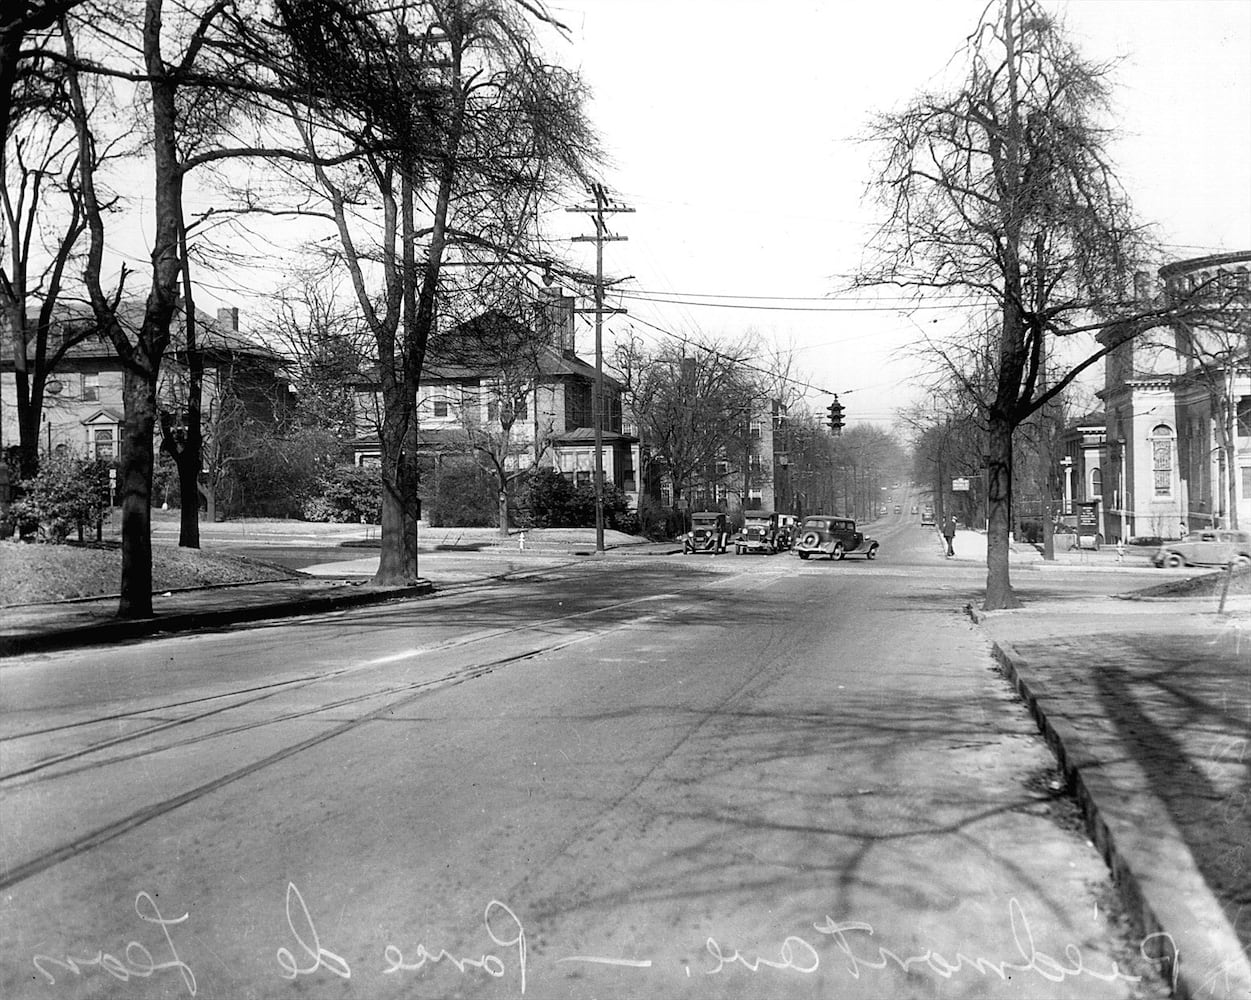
<box><xmin>1152</xmin><ymin>530</ymin><xmax>1251</xmax><ymax>568</ymax></box>
<box><xmin>735</xmin><ymin>512</ymin><xmax>780</xmax><ymax>554</ymax></box>
<box><xmin>683</xmin><ymin>511</ymin><xmax>731</xmax><ymax>554</ymax></box>
<box><xmin>793</xmin><ymin>516</ymin><xmax>879</xmax><ymax>561</ymax></box>
<box><xmin>775</xmin><ymin>514</ymin><xmax>797</xmax><ymax>550</ymax></box>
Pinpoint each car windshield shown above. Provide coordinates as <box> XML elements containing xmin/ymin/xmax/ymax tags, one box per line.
<box><xmin>692</xmin><ymin>516</ymin><xmax>720</xmax><ymax>526</ymax></box>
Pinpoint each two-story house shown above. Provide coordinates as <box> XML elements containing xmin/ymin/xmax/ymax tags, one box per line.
<box><xmin>350</xmin><ymin>288</ymin><xmax>641</xmax><ymax>508</ymax></box>
<box><xmin>1</xmin><ymin>302</ymin><xmax>289</xmax><ymax>512</ymax></box>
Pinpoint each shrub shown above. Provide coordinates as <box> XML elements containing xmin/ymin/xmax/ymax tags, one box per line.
<box><xmin>522</xmin><ymin>467</ymin><xmax>574</xmax><ymax>527</ymax></box>
<box><xmin>431</xmin><ymin>459</ymin><xmax>497</xmax><ymax>527</ymax></box>
<box><xmin>302</xmin><ymin>465</ymin><xmax>383</xmax><ymax>523</ymax></box>
<box><xmin>7</xmin><ymin>456</ymin><xmax>112</xmax><ymax>542</ymax></box>
<box><xmin>522</xmin><ymin>470</ymin><xmax>632</xmax><ymax>530</ymax></box>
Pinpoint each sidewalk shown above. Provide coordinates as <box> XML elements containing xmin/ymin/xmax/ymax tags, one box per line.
<box><xmin>944</xmin><ymin>525</ymin><xmax>1161</xmax><ymax>570</ymax></box>
<box><xmin>972</xmin><ymin>592</ymin><xmax>1251</xmax><ymax>1000</ymax></box>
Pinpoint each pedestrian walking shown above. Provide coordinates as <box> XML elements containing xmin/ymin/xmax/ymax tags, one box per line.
<box><xmin>942</xmin><ymin>515</ymin><xmax>957</xmax><ymax>557</ymax></box>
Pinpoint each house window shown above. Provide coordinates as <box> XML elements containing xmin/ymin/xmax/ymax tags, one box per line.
<box><xmin>660</xmin><ymin>483</ymin><xmax>672</xmax><ymax>507</ymax></box>
<box><xmin>749</xmin><ymin>420</ymin><xmax>763</xmax><ymax>440</ymax></box>
<box><xmin>81</xmin><ymin>372</ymin><xmax>99</xmax><ymax>402</ymax></box>
<box><xmin>565</xmin><ymin>382</ymin><xmax>592</xmax><ymax>430</ymax></box>
<box><xmin>432</xmin><ymin>400</ymin><xmax>449</xmax><ymax>418</ymax></box>
<box><xmin>1090</xmin><ymin>468</ymin><xmax>1102</xmax><ymax>499</ymax></box>
<box><xmin>93</xmin><ymin>428</ymin><xmax>114</xmax><ymax>461</ymax></box>
<box><xmin>715</xmin><ymin>460</ymin><xmax>729</xmax><ymax>476</ymax></box>
<box><xmin>1151</xmin><ymin>425</ymin><xmax>1173</xmax><ymax>496</ymax></box>
<box><xmin>1242</xmin><ymin>466</ymin><xmax>1251</xmax><ymax>499</ymax></box>
<box><xmin>1237</xmin><ymin>397</ymin><xmax>1251</xmax><ymax>438</ymax></box>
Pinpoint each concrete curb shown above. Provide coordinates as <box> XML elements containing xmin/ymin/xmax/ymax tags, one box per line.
<box><xmin>0</xmin><ymin>582</ymin><xmax>433</xmax><ymax>658</ymax></box>
<box><xmin>968</xmin><ymin>605</ymin><xmax>1251</xmax><ymax>1000</ymax></box>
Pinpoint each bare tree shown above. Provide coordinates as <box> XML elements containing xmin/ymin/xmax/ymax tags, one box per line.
<box><xmin>859</xmin><ymin>0</ymin><xmax>1190</xmax><ymax>609</ymax></box>
<box><xmin>431</xmin><ymin>303</ymin><xmax>553</xmax><ymax>535</ymax></box>
<box><xmin>270</xmin><ymin>0</ymin><xmax>598</xmax><ymax>584</ymax></box>
<box><xmin>1</xmin><ymin>76</ymin><xmax>99</xmax><ymax>478</ymax></box>
<box><xmin>259</xmin><ymin>275</ymin><xmax>372</xmax><ymax>438</ymax></box>
<box><xmin>626</xmin><ymin>337</ymin><xmax>762</xmax><ymax>513</ymax></box>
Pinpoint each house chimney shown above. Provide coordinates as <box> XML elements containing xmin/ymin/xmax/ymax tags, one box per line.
<box><xmin>536</xmin><ymin>287</ymin><xmax>575</xmax><ymax>355</ymax></box>
<box><xmin>216</xmin><ymin>306</ymin><xmax>239</xmax><ymax>331</ymax></box>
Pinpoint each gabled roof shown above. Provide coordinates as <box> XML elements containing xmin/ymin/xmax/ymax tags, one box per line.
<box><xmin>551</xmin><ymin>427</ymin><xmax>638</xmax><ymax>445</ymax></box>
<box><xmin>354</xmin><ymin>306</ymin><xmax>623</xmax><ymax>391</ymax></box>
<box><xmin>80</xmin><ymin>407</ymin><xmax>125</xmax><ymax>425</ymax></box>
<box><xmin>1</xmin><ymin>300</ymin><xmax>282</xmax><ymax>366</ymax></box>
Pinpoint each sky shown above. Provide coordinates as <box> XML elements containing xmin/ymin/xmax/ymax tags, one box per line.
<box><xmin>526</xmin><ymin>0</ymin><xmax>1251</xmax><ymax>429</ymax></box>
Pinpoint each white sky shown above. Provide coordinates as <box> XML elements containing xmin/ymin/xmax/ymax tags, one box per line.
<box><xmin>532</xmin><ymin>0</ymin><xmax>1251</xmax><ymax>427</ymax></box>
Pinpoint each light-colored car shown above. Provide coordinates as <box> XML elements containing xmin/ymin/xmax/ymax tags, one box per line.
<box><xmin>1152</xmin><ymin>530</ymin><xmax>1251</xmax><ymax>568</ymax></box>
<box><xmin>793</xmin><ymin>516</ymin><xmax>879</xmax><ymax>561</ymax></box>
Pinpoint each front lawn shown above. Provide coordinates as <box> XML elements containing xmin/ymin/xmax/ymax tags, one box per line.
<box><xmin>0</xmin><ymin>540</ymin><xmax>297</xmax><ymax>606</ymax></box>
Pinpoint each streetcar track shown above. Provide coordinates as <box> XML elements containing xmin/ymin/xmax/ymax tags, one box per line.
<box><xmin>0</xmin><ymin>606</ymin><xmax>675</xmax><ymax>892</ymax></box>
<box><xmin>0</xmin><ymin>591</ymin><xmax>678</xmax><ymax>786</ymax></box>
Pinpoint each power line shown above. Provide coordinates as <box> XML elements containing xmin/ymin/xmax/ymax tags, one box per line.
<box><xmin>625</xmin><ymin>288</ymin><xmax>992</xmax><ymax>304</ymax></box>
<box><xmin>617</xmin><ymin>292</ymin><xmax>987</xmax><ymax>313</ymax></box>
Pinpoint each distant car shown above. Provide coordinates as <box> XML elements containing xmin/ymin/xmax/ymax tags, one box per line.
<box><xmin>683</xmin><ymin>512</ymin><xmax>731</xmax><ymax>554</ymax></box>
<box><xmin>920</xmin><ymin>507</ymin><xmax>936</xmax><ymax>526</ymax></box>
<box><xmin>793</xmin><ymin>516</ymin><xmax>879</xmax><ymax>561</ymax></box>
<box><xmin>735</xmin><ymin>512</ymin><xmax>781</xmax><ymax>554</ymax></box>
<box><xmin>894</xmin><ymin>505</ymin><xmax>902</xmax><ymax>514</ymax></box>
<box><xmin>911</xmin><ymin>505</ymin><xmax>919</xmax><ymax>515</ymax></box>
<box><xmin>1153</xmin><ymin>530</ymin><xmax>1251</xmax><ymax>568</ymax></box>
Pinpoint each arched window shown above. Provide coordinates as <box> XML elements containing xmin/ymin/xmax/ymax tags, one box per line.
<box><xmin>93</xmin><ymin>428</ymin><xmax>114</xmax><ymax>461</ymax></box>
<box><xmin>1090</xmin><ymin>467</ymin><xmax>1102</xmax><ymax>499</ymax></box>
<box><xmin>1151</xmin><ymin>425</ymin><xmax>1173</xmax><ymax>497</ymax></box>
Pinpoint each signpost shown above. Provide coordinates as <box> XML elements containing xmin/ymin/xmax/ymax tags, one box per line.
<box><xmin>1075</xmin><ymin>500</ymin><xmax>1100</xmax><ymax>550</ymax></box>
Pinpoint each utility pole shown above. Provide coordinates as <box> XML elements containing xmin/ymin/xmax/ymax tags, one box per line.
<box><xmin>568</xmin><ymin>183</ymin><xmax>632</xmax><ymax>552</ymax></box>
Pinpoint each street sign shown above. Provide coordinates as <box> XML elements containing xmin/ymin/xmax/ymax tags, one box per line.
<box><xmin>952</xmin><ymin>477</ymin><xmax>970</xmax><ymax>491</ymax></box>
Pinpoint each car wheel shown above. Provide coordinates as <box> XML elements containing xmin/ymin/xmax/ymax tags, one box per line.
<box><xmin>1235</xmin><ymin>554</ymin><xmax>1251</xmax><ymax>567</ymax></box>
<box><xmin>799</xmin><ymin>530</ymin><xmax>820</xmax><ymax>549</ymax></box>
<box><xmin>831</xmin><ymin>542</ymin><xmax>844</xmax><ymax>561</ymax></box>
<box><xmin>1164</xmin><ymin>553</ymin><xmax>1183</xmax><ymax>568</ymax></box>
<box><xmin>798</xmin><ymin>551</ymin><xmax>809</xmax><ymax>560</ymax></box>
<box><xmin>866</xmin><ymin>545</ymin><xmax>877</xmax><ymax>560</ymax></box>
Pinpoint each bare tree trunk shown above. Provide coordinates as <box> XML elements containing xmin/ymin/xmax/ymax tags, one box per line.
<box><xmin>375</xmin><ymin>395</ymin><xmax>418</xmax><ymax>583</ymax></box>
<box><xmin>171</xmin><ymin>222</ymin><xmax>202</xmax><ymax>547</ymax></box>
<box><xmin>985</xmin><ymin>413</ymin><xmax>1021</xmax><ymax>609</ymax></box>
<box><xmin>118</xmin><ymin>366</ymin><xmax>156</xmax><ymax>617</ymax></box>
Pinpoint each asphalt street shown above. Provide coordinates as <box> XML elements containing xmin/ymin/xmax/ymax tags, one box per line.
<box><xmin>0</xmin><ymin>518</ymin><xmax>1174</xmax><ymax>999</ymax></box>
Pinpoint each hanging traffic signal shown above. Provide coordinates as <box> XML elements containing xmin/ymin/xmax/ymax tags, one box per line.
<box><xmin>827</xmin><ymin>395</ymin><xmax>845</xmax><ymax>434</ymax></box>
